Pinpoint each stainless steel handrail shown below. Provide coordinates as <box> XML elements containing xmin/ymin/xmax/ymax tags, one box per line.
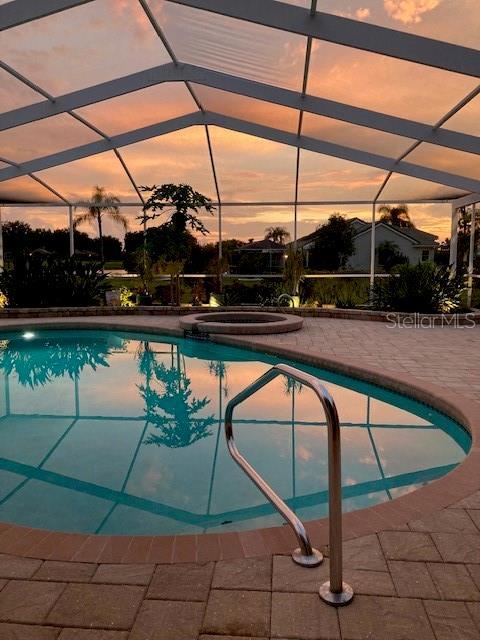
<box><xmin>224</xmin><ymin>363</ymin><xmax>353</xmax><ymax>605</ymax></box>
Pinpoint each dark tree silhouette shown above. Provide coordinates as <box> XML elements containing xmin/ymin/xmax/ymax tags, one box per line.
<box><xmin>75</xmin><ymin>186</ymin><xmax>128</xmax><ymax>264</ymax></box>
<box><xmin>378</xmin><ymin>204</ymin><xmax>415</xmax><ymax>228</ymax></box>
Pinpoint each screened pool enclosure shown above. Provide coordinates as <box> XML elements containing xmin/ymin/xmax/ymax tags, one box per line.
<box><xmin>0</xmin><ymin>0</ymin><xmax>479</xmax><ymax>285</ymax></box>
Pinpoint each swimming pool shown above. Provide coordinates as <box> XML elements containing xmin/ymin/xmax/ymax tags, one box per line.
<box><xmin>0</xmin><ymin>329</ymin><xmax>470</xmax><ymax>535</ymax></box>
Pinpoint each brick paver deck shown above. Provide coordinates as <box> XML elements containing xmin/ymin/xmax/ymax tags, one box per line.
<box><xmin>0</xmin><ymin>315</ymin><xmax>479</xmax><ymax>639</ymax></box>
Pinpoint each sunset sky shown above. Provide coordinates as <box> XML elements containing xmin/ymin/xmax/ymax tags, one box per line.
<box><xmin>0</xmin><ymin>0</ymin><xmax>478</xmax><ymax>243</ymax></box>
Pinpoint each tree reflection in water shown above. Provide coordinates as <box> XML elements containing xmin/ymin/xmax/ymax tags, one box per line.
<box><xmin>207</xmin><ymin>360</ymin><xmax>229</xmax><ymax>399</ymax></box>
<box><xmin>0</xmin><ymin>335</ymin><xmax>113</xmax><ymax>387</ymax></box>
<box><xmin>138</xmin><ymin>341</ymin><xmax>215</xmax><ymax>449</ymax></box>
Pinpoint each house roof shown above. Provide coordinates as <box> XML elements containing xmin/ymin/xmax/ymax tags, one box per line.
<box><xmin>238</xmin><ymin>239</ymin><xmax>286</xmax><ymax>252</ymax></box>
<box><xmin>354</xmin><ymin>222</ymin><xmax>438</xmax><ymax>245</ymax></box>
<box><xmin>389</xmin><ymin>225</ymin><xmax>438</xmax><ymax>244</ymax></box>
<box><xmin>296</xmin><ymin>218</ymin><xmax>438</xmax><ymax>248</ymax></box>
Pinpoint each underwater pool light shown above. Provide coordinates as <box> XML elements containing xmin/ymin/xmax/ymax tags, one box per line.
<box><xmin>22</xmin><ymin>332</ymin><xmax>35</xmax><ymax>340</ymax></box>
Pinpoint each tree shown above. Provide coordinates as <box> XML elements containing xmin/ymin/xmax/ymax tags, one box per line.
<box><xmin>378</xmin><ymin>204</ymin><xmax>414</xmax><ymax>228</ymax></box>
<box><xmin>2</xmin><ymin>220</ymin><xmax>123</xmax><ymax>267</ymax></box>
<box><xmin>309</xmin><ymin>214</ymin><xmax>355</xmax><ymax>271</ymax></box>
<box><xmin>377</xmin><ymin>241</ymin><xmax>408</xmax><ymax>272</ymax></box>
<box><xmin>139</xmin><ymin>183</ymin><xmax>214</xmax><ymax>235</ymax></box>
<box><xmin>2</xmin><ymin>221</ymin><xmax>34</xmax><ymax>262</ymax></box>
<box><xmin>265</xmin><ymin>226</ymin><xmax>290</xmax><ymax>244</ymax></box>
<box><xmin>137</xmin><ymin>184</ymin><xmax>214</xmax><ymax>294</ymax></box>
<box><xmin>75</xmin><ymin>185</ymin><xmax>128</xmax><ymax>264</ymax></box>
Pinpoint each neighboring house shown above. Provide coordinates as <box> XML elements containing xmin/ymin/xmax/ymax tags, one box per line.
<box><xmin>233</xmin><ymin>238</ymin><xmax>286</xmax><ymax>272</ymax></box>
<box><xmin>296</xmin><ymin>217</ymin><xmax>438</xmax><ymax>271</ymax></box>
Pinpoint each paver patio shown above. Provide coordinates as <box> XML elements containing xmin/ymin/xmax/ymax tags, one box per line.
<box><xmin>0</xmin><ymin>315</ymin><xmax>479</xmax><ymax>639</ymax></box>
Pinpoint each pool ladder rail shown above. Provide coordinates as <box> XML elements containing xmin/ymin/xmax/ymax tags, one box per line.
<box><xmin>224</xmin><ymin>363</ymin><xmax>354</xmax><ymax>606</ymax></box>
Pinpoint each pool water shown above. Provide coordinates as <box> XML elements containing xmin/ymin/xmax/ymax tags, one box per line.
<box><xmin>0</xmin><ymin>329</ymin><xmax>470</xmax><ymax>535</ymax></box>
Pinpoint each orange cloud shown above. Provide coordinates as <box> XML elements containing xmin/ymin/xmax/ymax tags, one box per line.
<box><xmin>384</xmin><ymin>0</ymin><xmax>440</xmax><ymax>24</ymax></box>
<box><xmin>356</xmin><ymin>8</ymin><xmax>372</xmax><ymax>20</ymax></box>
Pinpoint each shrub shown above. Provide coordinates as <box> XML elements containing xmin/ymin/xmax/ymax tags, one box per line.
<box><xmin>0</xmin><ymin>256</ymin><xmax>109</xmax><ymax>308</ymax></box>
<box><xmin>302</xmin><ymin>278</ymin><xmax>370</xmax><ymax>308</ymax></box>
<box><xmin>372</xmin><ymin>262</ymin><xmax>464</xmax><ymax>313</ymax></box>
<box><xmin>222</xmin><ymin>280</ymin><xmax>283</xmax><ymax>306</ymax></box>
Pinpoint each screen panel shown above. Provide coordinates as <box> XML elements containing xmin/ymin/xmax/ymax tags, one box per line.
<box><xmin>146</xmin><ymin>0</ymin><xmax>307</xmax><ymax>91</ymax></box>
<box><xmin>0</xmin><ymin>176</ymin><xmax>62</xmax><ymax>204</ymax></box>
<box><xmin>443</xmin><ymin>95</ymin><xmax>480</xmax><ymax>137</ymax></box>
<box><xmin>307</xmin><ymin>40</ymin><xmax>477</xmax><ymax>124</ymax></box>
<box><xmin>208</xmin><ymin>127</ymin><xmax>297</xmax><ymax>202</ymax></box>
<box><xmin>302</xmin><ymin>112</ymin><xmax>414</xmax><ymax>157</ymax></box>
<box><xmin>75</xmin><ymin>83</ymin><xmax>198</xmax><ymax>137</ymax></box>
<box><xmin>406</xmin><ymin>143</ymin><xmax>480</xmax><ymax>181</ymax></box>
<box><xmin>1</xmin><ymin>206</ymin><xmax>71</xmax><ymax>232</ymax></box>
<box><xmin>376</xmin><ymin>202</ymin><xmax>452</xmax><ymax>243</ymax></box>
<box><xmin>0</xmin><ymin>0</ymin><xmax>171</xmax><ymax>94</ymax></box>
<box><xmin>34</xmin><ymin>152</ymin><xmax>141</xmax><ymax>203</ymax></box>
<box><xmin>191</xmin><ymin>85</ymin><xmax>299</xmax><ymax>133</ymax></box>
<box><xmin>298</xmin><ymin>149</ymin><xmax>389</xmax><ymax>201</ymax></box>
<box><xmin>380</xmin><ymin>173</ymin><xmax>467</xmax><ymax>202</ymax></box>
<box><xmin>0</xmin><ymin>114</ymin><xmax>101</xmax><ymax>164</ymax></box>
<box><xmin>215</xmin><ymin>205</ymin><xmax>295</xmax><ymax>246</ymax></box>
<box><xmin>297</xmin><ymin>204</ymin><xmax>374</xmax><ymax>241</ymax></box>
<box><xmin>0</xmin><ymin>68</ymin><xmax>43</xmax><ymax>113</ymax></box>
<box><xmin>316</xmin><ymin>1</ymin><xmax>480</xmax><ymax>49</ymax></box>
<box><xmin>120</xmin><ymin>126</ymin><xmax>217</xmax><ymax>199</ymax></box>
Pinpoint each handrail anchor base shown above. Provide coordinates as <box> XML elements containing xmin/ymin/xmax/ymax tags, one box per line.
<box><xmin>319</xmin><ymin>581</ymin><xmax>354</xmax><ymax>606</ymax></box>
<box><xmin>292</xmin><ymin>547</ymin><xmax>323</xmax><ymax>567</ymax></box>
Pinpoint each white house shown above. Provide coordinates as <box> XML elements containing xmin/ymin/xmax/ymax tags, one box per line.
<box><xmin>297</xmin><ymin>218</ymin><xmax>438</xmax><ymax>271</ymax></box>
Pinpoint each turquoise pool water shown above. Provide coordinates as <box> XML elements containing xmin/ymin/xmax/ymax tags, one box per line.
<box><xmin>0</xmin><ymin>329</ymin><xmax>470</xmax><ymax>535</ymax></box>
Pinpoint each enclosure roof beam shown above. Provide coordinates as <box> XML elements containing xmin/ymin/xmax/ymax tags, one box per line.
<box><xmin>451</xmin><ymin>193</ymin><xmax>480</xmax><ymax>208</ymax></box>
<box><xmin>0</xmin><ymin>0</ymin><xmax>94</xmax><ymax>30</ymax></box>
<box><xmin>1</xmin><ymin>63</ymin><xmax>478</xmax><ymax>157</ymax></box>
<box><xmin>1</xmin><ymin>199</ymin><xmax>454</xmax><ymax>207</ymax></box>
<box><xmin>2</xmin><ymin>0</ymin><xmax>480</xmax><ymax>78</ymax></box>
<box><xmin>0</xmin><ymin>111</ymin><xmax>476</xmax><ymax>194</ymax></box>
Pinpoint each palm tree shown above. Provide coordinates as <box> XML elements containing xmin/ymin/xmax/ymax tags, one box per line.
<box><xmin>75</xmin><ymin>186</ymin><xmax>128</xmax><ymax>264</ymax></box>
<box><xmin>378</xmin><ymin>204</ymin><xmax>414</xmax><ymax>228</ymax></box>
<box><xmin>265</xmin><ymin>226</ymin><xmax>290</xmax><ymax>244</ymax></box>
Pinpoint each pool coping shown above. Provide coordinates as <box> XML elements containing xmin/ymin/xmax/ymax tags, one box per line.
<box><xmin>0</xmin><ymin>315</ymin><xmax>478</xmax><ymax>564</ymax></box>
<box><xmin>0</xmin><ymin>305</ymin><xmax>479</xmax><ymax>324</ymax></box>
